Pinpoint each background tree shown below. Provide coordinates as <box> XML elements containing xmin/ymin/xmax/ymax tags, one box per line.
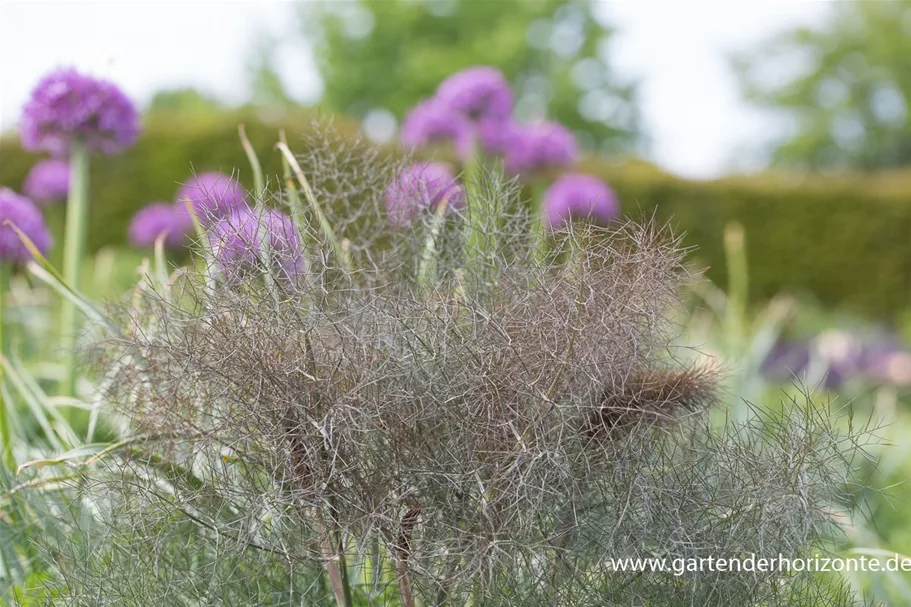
<box><xmin>734</xmin><ymin>0</ymin><xmax>911</xmax><ymax>171</ymax></box>
<box><xmin>147</xmin><ymin>88</ymin><xmax>224</xmax><ymax>118</ymax></box>
<box><xmin>293</xmin><ymin>0</ymin><xmax>641</xmax><ymax>153</ymax></box>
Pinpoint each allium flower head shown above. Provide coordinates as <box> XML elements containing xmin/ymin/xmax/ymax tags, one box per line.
<box><xmin>173</xmin><ymin>172</ymin><xmax>248</xmax><ymax>236</ymax></box>
<box><xmin>864</xmin><ymin>341</ymin><xmax>911</xmax><ymax>386</ymax></box>
<box><xmin>20</xmin><ymin>67</ymin><xmax>139</xmax><ymax>156</ymax></box>
<box><xmin>400</xmin><ymin>98</ymin><xmax>474</xmax><ymax>158</ymax></box>
<box><xmin>436</xmin><ymin>66</ymin><xmax>513</xmax><ymax>121</ymax></box>
<box><xmin>384</xmin><ymin>162</ymin><xmax>464</xmax><ymax>227</ymax></box>
<box><xmin>22</xmin><ymin>159</ymin><xmax>70</xmax><ymax>205</ymax></box>
<box><xmin>478</xmin><ymin>117</ymin><xmax>517</xmax><ymax>155</ymax></box>
<box><xmin>128</xmin><ymin>202</ymin><xmax>181</xmax><ymax>249</ymax></box>
<box><xmin>209</xmin><ymin>207</ymin><xmax>305</xmax><ymax>281</ymax></box>
<box><xmin>542</xmin><ymin>173</ymin><xmax>619</xmax><ymax>229</ymax></box>
<box><xmin>0</xmin><ymin>188</ymin><xmax>53</xmax><ymax>263</ymax></box>
<box><xmin>504</xmin><ymin>121</ymin><xmax>578</xmax><ymax>176</ymax></box>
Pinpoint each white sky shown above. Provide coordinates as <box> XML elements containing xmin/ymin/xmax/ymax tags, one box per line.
<box><xmin>0</xmin><ymin>0</ymin><xmax>831</xmax><ymax>178</ymax></box>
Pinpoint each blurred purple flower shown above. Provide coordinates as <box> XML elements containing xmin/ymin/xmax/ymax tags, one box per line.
<box><xmin>763</xmin><ymin>332</ymin><xmax>911</xmax><ymax>388</ymax></box>
<box><xmin>0</xmin><ymin>188</ymin><xmax>52</xmax><ymax>263</ymax></box>
<box><xmin>812</xmin><ymin>329</ymin><xmax>863</xmax><ymax>388</ymax></box>
<box><xmin>20</xmin><ymin>67</ymin><xmax>139</xmax><ymax>156</ymax></box>
<box><xmin>478</xmin><ymin>118</ymin><xmax>517</xmax><ymax>156</ymax></box>
<box><xmin>436</xmin><ymin>66</ymin><xmax>513</xmax><ymax>121</ymax></box>
<box><xmin>761</xmin><ymin>340</ymin><xmax>811</xmax><ymax>380</ymax></box>
<box><xmin>400</xmin><ymin>99</ymin><xmax>475</xmax><ymax>158</ymax></box>
<box><xmin>209</xmin><ymin>207</ymin><xmax>305</xmax><ymax>281</ymax></box>
<box><xmin>22</xmin><ymin>159</ymin><xmax>70</xmax><ymax>205</ymax></box>
<box><xmin>504</xmin><ymin>121</ymin><xmax>578</xmax><ymax>176</ymax></box>
<box><xmin>542</xmin><ymin>173</ymin><xmax>619</xmax><ymax>229</ymax></box>
<box><xmin>384</xmin><ymin>162</ymin><xmax>464</xmax><ymax>227</ymax></box>
<box><xmin>128</xmin><ymin>202</ymin><xmax>184</xmax><ymax>249</ymax></box>
<box><xmin>173</xmin><ymin>172</ymin><xmax>248</xmax><ymax>233</ymax></box>
<box><xmin>861</xmin><ymin>340</ymin><xmax>911</xmax><ymax>386</ymax></box>
<box><xmin>763</xmin><ymin>331</ymin><xmax>866</xmax><ymax>389</ymax></box>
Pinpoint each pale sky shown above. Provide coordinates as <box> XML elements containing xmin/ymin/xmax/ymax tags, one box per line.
<box><xmin>0</xmin><ymin>0</ymin><xmax>831</xmax><ymax>178</ymax></box>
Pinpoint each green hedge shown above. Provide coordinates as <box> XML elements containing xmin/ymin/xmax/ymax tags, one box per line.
<box><xmin>581</xmin><ymin>160</ymin><xmax>911</xmax><ymax>319</ymax></box>
<box><xmin>1</xmin><ymin>110</ymin><xmax>910</xmax><ymax>318</ymax></box>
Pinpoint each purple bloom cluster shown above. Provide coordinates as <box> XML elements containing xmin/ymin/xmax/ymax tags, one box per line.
<box><xmin>20</xmin><ymin>67</ymin><xmax>139</xmax><ymax>156</ymax></box>
<box><xmin>400</xmin><ymin>66</ymin><xmax>578</xmax><ymax>174</ymax></box>
<box><xmin>436</xmin><ymin>66</ymin><xmax>514</xmax><ymax>121</ymax></box>
<box><xmin>128</xmin><ymin>203</ymin><xmax>179</xmax><ymax>248</ymax></box>
<box><xmin>478</xmin><ymin>118</ymin><xmax>517</xmax><ymax>156</ymax></box>
<box><xmin>503</xmin><ymin>121</ymin><xmax>578</xmax><ymax>175</ymax></box>
<box><xmin>0</xmin><ymin>188</ymin><xmax>53</xmax><ymax>263</ymax></box>
<box><xmin>542</xmin><ymin>173</ymin><xmax>619</xmax><ymax>229</ymax></box>
<box><xmin>385</xmin><ymin>163</ymin><xmax>464</xmax><ymax>227</ymax></box>
<box><xmin>397</xmin><ymin>66</ymin><xmax>620</xmax><ymax>227</ymax></box>
<box><xmin>400</xmin><ymin>100</ymin><xmax>475</xmax><ymax>159</ymax></box>
<box><xmin>22</xmin><ymin>159</ymin><xmax>70</xmax><ymax>205</ymax></box>
<box><xmin>209</xmin><ymin>207</ymin><xmax>305</xmax><ymax>281</ymax></box>
<box><xmin>401</xmin><ymin>66</ymin><xmax>514</xmax><ymax>160</ymax></box>
<box><xmin>128</xmin><ymin>172</ymin><xmax>248</xmax><ymax>250</ymax></box>
<box><xmin>174</xmin><ymin>172</ymin><xmax>248</xmax><ymax>220</ymax></box>
<box><xmin>762</xmin><ymin>330</ymin><xmax>911</xmax><ymax>388</ymax></box>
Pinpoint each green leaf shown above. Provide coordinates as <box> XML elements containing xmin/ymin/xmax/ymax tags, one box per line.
<box><xmin>16</xmin><ymin>443</ymin><xmax>110</xmax><ymax>476</ymax></box>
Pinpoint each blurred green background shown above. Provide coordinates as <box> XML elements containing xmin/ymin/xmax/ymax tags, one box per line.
<box><xmin>4</xmin><ymin>0</ymin><xmax>911</xmax><ymax>319</ymax></box>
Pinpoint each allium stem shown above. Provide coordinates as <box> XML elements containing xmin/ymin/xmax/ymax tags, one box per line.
<box><xmin>462</xmin><ymin>151</ymin><xmax>496</xmax><ymax>287</ymax></box>
<box><xmin>530</xmin><ymin>180</ymin><xmax>548</xmax><ymax>263</ymax></box>
<box><xmin>252</xmin><ymin>205</ymin><xmax>278</xmax><ymax>299</ymax></box>
<box><xmin>0</xmin><ymin>264</ymin><xmax>12</xmax><ymax>470</ymax></box>
<box><xmin>238</xmin><ymin>124</ymin><xmax>265</xmax><ymax>198</ymax></box>
<box><xmin>276</xmin><ymin>141</ymin><xmax>351</xmax><ymax>273</ymax></box>
<box><xmin>723</xmin><ymin>221</ymin><xmax>749</xmax><ymax>351</ymax></box>
<box><xmin>416</xmin><ymin>193</ymin><xmax>453</xmax><ymax>292</ymax></box>
<box><xmin>60</xmin><ymin>140</ymin><xmax>89</xmax><ymax>398</ymax></box>
<box><xmin>279</xmin><ymin>131</ymin><xmax>306</xmax><ymax>239</ymax></box>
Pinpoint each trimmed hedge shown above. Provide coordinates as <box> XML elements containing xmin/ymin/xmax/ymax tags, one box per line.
<box><xmin>582</xmin><ymin>160</ymin><xmax>911</xmax><ymax>320</ymax></box>
<box><xmin>1</xmin><ymin>110</ymin><xmax>910</xmax><ymax>318</ymax></box>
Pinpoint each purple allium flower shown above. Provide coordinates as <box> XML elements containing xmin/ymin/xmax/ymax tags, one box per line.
<box><xmin>128</xmin><ymin>202</ymin><xmax>182</xmax><ymax>249</ymax></box>
<box><xmin>436</xmin><ymin>66</ymin><xmax>514</xmax><ymax>121</ymax></box>
<box><xmin>504</xmin><ymin>121</ymin><xmax>578</xmax><ymax>176</ymax></box>
<box><xmin>542</xmin><ymin>173</ymin><xmax>619</xmax><ymax>229</ymax></box>
<box><xmin>863</xmin><ymin>342</ymin><xmax>911</xmax><ymax>386</ymax></box>
<box><xmin>812</xmin><ymin>329</ymin><xmax>863</xmax><ymax>388</ymax></box>
<box><xmin>20</xmin><ymin>67</ymin><xmax>139</xmax><ymax>156</ymax></box>
<box><xmin>209</xmin><ymin>207</ymin><xmax>305</xmax><ymax>281</ymax></box>
<box><xmin>478</xmin><ymin>118</ymin><xmax>517</xmax><ymax>156</ymax></box>
<box><xmin>0</xmin><ymin>188</ymin><xmax>53</xmax><ymax>263</ymax></box>
<box><xmin>22</xmin><ymin>159</ymin><xmax>70</xmax><ymax>205</ymax></box>
<box><xmin>761</xmin><ymin>340</ymin><xmax>811</xmax><ymax>380</ymax></box>
<box><xmin>173</xmin><ymin>172</ymin><xmax>248</xmax><ymax>231</ymax></box>
<box><xmin>384</xmin><ymin>162</ymin><xmax>465</xmax><ymax>227</ymax></box>
<box><xmin>400</xmin><ymin>98</ymin><xmax>475</xmax><ymax>159</ymax></box>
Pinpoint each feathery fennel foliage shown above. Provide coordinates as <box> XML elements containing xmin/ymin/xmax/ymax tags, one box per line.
<box><xmin>15</xmin><ymin>124</ymin><xmax>877</xmax><ymax>607</ymax></box>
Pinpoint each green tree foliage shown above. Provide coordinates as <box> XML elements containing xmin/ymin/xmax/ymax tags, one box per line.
<box><xmin>147</xmin><ymin>88</ymin><xmax>224</xmax><ymax>117</ymax></box>
<box><xmin>299</xmin><ymin>0</ymin><xmax>641</xmax><ymax>153</ymax></box>
<box><xmin>735</xmin><ymin>0</ymin><xmax>911</xmax><ymax>170</ymax></box>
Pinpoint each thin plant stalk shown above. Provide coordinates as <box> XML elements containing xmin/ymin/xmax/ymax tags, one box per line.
<box><xmin>276</xmin><ymin>141</ymin><xmax>351</xmax><ymax>273</ymax></box>
<box><xmin>416</xmin><ymin>193</ymin><xmax>453</xmax><ymax>292</ymax></box>
<box><xmin>462</xmin><ymin>151</ymin><xmax>496</xmax><ymax>287</ymax></box>
<box><xmin>279</xmin><ymin>131</ymin><xmax>307</xmax><ymax>240</ymax></box>
<box><xmin>0</xmin><ymin>264</ymin><xmax>11</xmax><ymax>470</ymax></box>
<box><xmin>530</xmin><ymin>180</ymin><xmax>549</xmax><ymax>263</ymax></box>
<box><xmin>253</xmin><ymin>203</ymin><xmax>278</xmax><ymax>302</ymax></box>
<box><xmin>238</xmin><ymin>124</ymin><xmax>265</xmax><ymax>198</ymax></box>
<box><xmin>182</xmin><ymin>199</ymin><xmax>218</xmax><ymax>293</ymax></box>
<box><xmin>237</xmin><ymin>129</ymin><xmax>278</xmax><ymax>296</ymax></box>
<box><xmin>60</xmin><ymin>140</ymin><xmax>89</xmax><ymax>398</ymax></box>
<box><xmin>723</xmin><ymin>221</ymin><xmax>749</xmax><ymax>352</ymax></box>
